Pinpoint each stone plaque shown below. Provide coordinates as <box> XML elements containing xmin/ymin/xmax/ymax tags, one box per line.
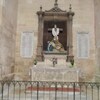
<box><xmin>20</xmin><ymin>32</ymin><xmax>34</xmax><ymax>58</ymax></box>
<box><xmin>77</xmin><ymin>32</ymin><xmax>89</xmax><ymax>58</ymax></box>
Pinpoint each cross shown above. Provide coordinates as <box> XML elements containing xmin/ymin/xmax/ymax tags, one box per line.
<box><xmin>54</xmin><ymin>0</ymin><xmax>58</xmax><ymax>7</ymax></box>
<box><xmin>48</xmin><ymin>24</ymin><xmax>63</xmax><ymax>39</ymax></box>
<box><xmin>55</xmin><ymin>0</ymin><xmax>58</xmax><ymax>4</ymax></box>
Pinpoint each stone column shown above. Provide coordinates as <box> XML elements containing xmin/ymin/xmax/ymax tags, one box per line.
<box><xmin>37</xmin><ymin>7</ymin><xmax>44</xmax><ymax>61</ymax></box>
<box><xmin>67</xmin><ymin>5</ymin><xmax>74</xmax><ymax>61</ymax></box>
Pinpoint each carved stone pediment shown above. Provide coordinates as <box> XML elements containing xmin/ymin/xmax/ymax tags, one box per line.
<box><xmin>45</xmin><ymin>6</ymin><xmax>66</xmax><ymax>13</ymax></box>
<box><xmin>45</xmin><ymin>0</ymin><xmax>66</xmax><ymax>14</ymax></box>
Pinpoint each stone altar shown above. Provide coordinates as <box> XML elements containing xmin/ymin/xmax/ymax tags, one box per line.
<box><xmin>30</xmin><ymin>66</ymin><xmax>80</xmax><ymax>82</ymax></box>
<box><xmin>30</xmin><ymin>53</ymin><xmax>80</xmax><ymax>82</ymax></box>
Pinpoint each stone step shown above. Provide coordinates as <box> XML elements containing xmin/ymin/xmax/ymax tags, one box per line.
<box><xmin>36</xmin><ymin>64</ymin><xmax>67</xmax><ymax>67</ymax></box>
<box><xmin>36</xmin><ymin>60</ymin><xmax>70</xmax><ymax>68</ymax></box>
<box><xmin>44</xmin><ymin>54</ymin><xmax>66</xmax><ymax>59</ymax></box>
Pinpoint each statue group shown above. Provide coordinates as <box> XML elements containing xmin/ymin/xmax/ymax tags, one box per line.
<box><xmin>47</xmin><ymin>25</ymin><xmax>65</xmax><ymax>52</ymax></box>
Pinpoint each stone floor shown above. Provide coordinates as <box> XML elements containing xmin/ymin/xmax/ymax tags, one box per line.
<box><xmin>0</xmin><ymin>85</ymin><xmax>99</xmax><ymax>100</ymax></box>
<box><xmin>0</xmin><ymin>91</ymin><xmax>93</xmax><ymax>100</ymax></box>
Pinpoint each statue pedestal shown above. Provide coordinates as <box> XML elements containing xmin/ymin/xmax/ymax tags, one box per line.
<box><xmin>44</xmin><ymin>53</ymin><xmax>67</xmax><ymax>67</ymax></box>
<box><xmin>30</xmin><ymin>66</ymin><xmax>80</xmax><ymax>82</ymax></box>
<box><xmin>31</xmin><ymin>52</ymin><xmax>79</xmax><ymax>82</ymax></box>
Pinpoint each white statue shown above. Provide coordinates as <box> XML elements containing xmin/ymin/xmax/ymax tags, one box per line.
<box><xmin>48</xmin><ymin>24</ymin><xmax>63</xmax><ymax>40</ymax></box>
<box><xmin>52</xmin><ymin>24</ymin><xmax>60</xmax><ymax>40</ymax></box>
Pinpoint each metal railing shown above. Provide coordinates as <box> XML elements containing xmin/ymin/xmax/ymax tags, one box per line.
<box><xmin>0</xmin><ymin>81</ymin><xmax>100</xmax><ymax>100</ymax></box>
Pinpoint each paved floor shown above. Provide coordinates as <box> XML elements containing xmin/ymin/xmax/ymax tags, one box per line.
<box><xmin>0</xmin><ymin>84</ymin><xmax>99</xmax><ymax>100</ymax></box>
<box><xmin>0</xmin><ymin>89</ymin><xmax>97</xmax><ymax>100</ymax></box>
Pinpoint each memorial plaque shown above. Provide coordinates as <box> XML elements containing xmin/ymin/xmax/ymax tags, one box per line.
<box><xmin>77</xmin><ymin>32</ymin><xmax>89</xmax><ymax>58</ymax></box>
<box><xmin>20</xmin><ymin>32</ymin><xmax>34</xmax><ymax>58</ymax></box>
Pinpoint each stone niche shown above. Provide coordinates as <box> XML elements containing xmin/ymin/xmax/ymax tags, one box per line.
<box><xmin>36</xmin><ymin>1</ymin><xmax>74</xmax><ymax>62</ymax></box>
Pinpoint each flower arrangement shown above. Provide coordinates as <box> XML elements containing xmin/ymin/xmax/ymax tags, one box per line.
<box><xmin>34</xmin><ymin>59</ymin><xmax>37</xmax><ymax>65</ymax></box>
<box><xmin>70</xmin><ymin>58</ymin><xmax>74</xmax><ymax>67</ymax></box>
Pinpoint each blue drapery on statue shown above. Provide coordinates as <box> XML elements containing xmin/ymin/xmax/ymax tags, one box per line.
<box><xmin>47</xmin><ymin>41</ymin><xmax>53</xmax><ymax>51</ymax></box>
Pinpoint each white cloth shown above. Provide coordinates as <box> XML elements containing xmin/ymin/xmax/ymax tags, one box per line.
<box><xmin>52</xmin><ymin>28</ymin><xmax>59</xmax><ymax>37</ymax></box>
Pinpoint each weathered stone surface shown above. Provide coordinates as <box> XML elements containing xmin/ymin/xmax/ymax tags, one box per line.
<box><xmin>0</xmin><ymin>0</ymin><xmax>18</xmax><ymax>78</ymax></box>
<box><xmin>14</xmin><ymin>0</ymin><xmax>96</xmax><ymax>81</ymax></box>
<box><xmin>30</xmin><ymin>66</ymin><xmax>80</xmax><ymax>82</ymax></box>
<box><xmin>94</xmin><ymin>0</ymin><xmax>100</xmax><ymax>82</ymax></box>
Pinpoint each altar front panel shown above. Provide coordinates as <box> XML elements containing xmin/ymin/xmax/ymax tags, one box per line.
<box><xmin>30</xmin><ymin>67</ymin><xmax>80</xmax><ymax>82</ymax></box>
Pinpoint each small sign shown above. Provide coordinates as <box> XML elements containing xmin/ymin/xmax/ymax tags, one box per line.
<box><xmin>77</xmin><ymin>32</ymin><xmax>89</xmax><ymax>58</ymax></box>
<box><xmin>20</xmin><ymin>32</ymin><xmax>34</xmax><ymax>58</ymax></box>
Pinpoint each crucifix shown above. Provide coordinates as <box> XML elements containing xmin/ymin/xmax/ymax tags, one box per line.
<box><xmin>48</xmin><ymin>24</ymin><xmax>63</xmax><ymax>40</ymax></box>
<box><xmin>54</xmin><ymin>0</ymin><xmax>58</xmax><ymax>7</ymax></box>
<box><xmin>55</xmin><ymin>0</ymin><xmax>58</xmax><ymax>5</ymax></box>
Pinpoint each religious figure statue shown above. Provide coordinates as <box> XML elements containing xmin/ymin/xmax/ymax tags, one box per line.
<box><xmin>47</xmin><ymin>24</ymin><xmax>65</xmax><ymax>52</ymax></box>
<box><xmin>52</xmin><ymin>24</ymin><xmax>59</xmax><ymax>40</ymax></box>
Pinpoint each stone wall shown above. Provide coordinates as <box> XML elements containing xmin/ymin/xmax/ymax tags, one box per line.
<box><xmin>94</xmin><ymin>0</ymin><xmax>100</xmax><ymax>82</ymax></box>
<box><xmin>15</xmin><ymin>0</ymin><xmax>96</xmax><ymax>81</ymax></box>
<box><xmin>0</xmin><ymin>0</ymin><xmax>18</xmax><ymax>79</ymax></box>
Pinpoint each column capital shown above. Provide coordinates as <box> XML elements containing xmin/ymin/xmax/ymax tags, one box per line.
<box><xmin>67</xmin><ymin>4</ymin><xmax>75</xmax><ymax>19</ymax></box>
